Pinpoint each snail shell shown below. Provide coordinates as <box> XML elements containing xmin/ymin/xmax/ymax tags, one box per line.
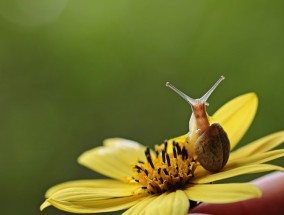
<box><xmin>194</xmin><ymin>123</ymin><xmax>230</xmax><ymax>172</ymax></box>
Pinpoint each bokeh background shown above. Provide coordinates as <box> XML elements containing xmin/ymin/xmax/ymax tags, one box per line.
<box><xmin>0</xmin><ymin>0</ymin><xmax>283</xmax><ymax>215</ymax></box>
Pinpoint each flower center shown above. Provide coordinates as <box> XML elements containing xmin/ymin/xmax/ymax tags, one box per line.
<box><xmin>132</xmin><ymin>141</ymin><xmax>196</xmax><ymax>194</ymax></box>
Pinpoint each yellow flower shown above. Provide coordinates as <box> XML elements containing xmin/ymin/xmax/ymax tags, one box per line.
<box><xmin>40</xmin><ymin>93</ymin><xmax>284</xmax><ymax>215</ymax></box>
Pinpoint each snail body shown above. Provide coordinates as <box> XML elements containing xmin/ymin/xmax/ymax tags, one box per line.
<box><xmin>166</xmin><ymin>76</ymin><xmax>230</xmax><ymax>172</ymax></box>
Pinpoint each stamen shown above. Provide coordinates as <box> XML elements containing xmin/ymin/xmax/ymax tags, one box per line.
<box><xmin>145</xmin><ymin>148</ymin><xmax>155</xmax><ymax>169</ymax></box>
<box><xmin>155</xmin><ymin>150</ymin><xmax>159</xmax><ymax>158</ymax></box>
<box><xmin>176</xmin><ymin>142</ymin><xmax>182</xmax><ymax>155</ymax></box>
<box><xmin>164</xmin><ymin>140</ymin><xmax>168</xmax><ymax>151</ymax></box>
<box><xmin>182</xmin><ymin>147</ymin><xmax>187</xmax><ymax>160</ymax></box>
<box><xmin>187</xmin><ymin>169</ymin><xmax>192</xmax><ymax>175</ymax></box>
<box><xmin>162</xmin><ymin>150</ymin><xmax>166</xmax><ymax>163</ymax></box>
<box><xmin>173</xmin><ymin>146</ymin><xmax>177</xmax><ymax>158</ymax></box>
<box><xmin>163</xmin><ymin>169</ymin><xmax>169</xmax><ymax>175</ymax></box>
<box><xmin>166</xmin><ymin>154</ymin><xmax>171</xmax><ymax>166</ymax></box>
<box><xmin>135</xmin><ymin>165</ymin><xmax>142</xmax><ymax>170</ymax></box>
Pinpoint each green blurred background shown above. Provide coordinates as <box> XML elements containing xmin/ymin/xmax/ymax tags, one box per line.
<box><xmin>0</xmin><ymin>0</ymin><xmax>283</xmax><ymax>214</ymax></box>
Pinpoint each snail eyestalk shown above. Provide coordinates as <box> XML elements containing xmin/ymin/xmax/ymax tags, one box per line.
<box><xmin>200</xmin><ymin>76</ymin><xmax>225</xmax><ymax>103</ymax></box>
<box><xmin>166</xmin><ymin>76</ymin><xmax>225</xmax><ymax>107</ymax></box>
<box><xmin>165</xmin><ymin>82</ymin><xmax>196</xmax><ymax>106</ymax></box>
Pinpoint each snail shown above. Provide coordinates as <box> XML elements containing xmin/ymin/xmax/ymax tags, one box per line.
<box><xmin>166</xmin><ymin>76</ymin><xmax>230</xmax><ymax>172</ymax></box>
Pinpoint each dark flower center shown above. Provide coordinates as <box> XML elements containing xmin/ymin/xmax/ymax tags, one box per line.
<box><xmin>132</xmin><ymin>141</ymin><xmax>196</xmax><ymax>194</ymax></box>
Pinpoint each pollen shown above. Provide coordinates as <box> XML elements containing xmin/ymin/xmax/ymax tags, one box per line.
<box><xmin>132</xmin><ymin>141</ymin><xmax>196</xmax><ymax>194</ymax></box>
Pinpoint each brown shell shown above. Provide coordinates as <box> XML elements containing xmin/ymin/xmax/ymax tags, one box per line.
<box><xmin>194</xmin><ymin>123</ymin><xmax>230</xmax><ymax>172</ymax></box>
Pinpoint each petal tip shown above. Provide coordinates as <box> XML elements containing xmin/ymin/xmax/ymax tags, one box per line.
<box><xmin>77</xmin><ymin>149</ymin><xmax>93</xmax><ymax>167</ymax></box>
<box><xmin>249</xmin><ymin>92</ymin><xmax>258</xmax><ymax>102</ymax></box>
<box><xmin>77</xmin><ymin>153</ymin><xmax>85</xmax><ymax>165</ymax></box>
<box><xmin>40</xmin><ymin>200</ymin><xmax>51</xmax><ymax>211</ymax></box>
<box><xmin>256</xmin><ymin>186</ymin><xmax>262</xmax><ymax>198</ymax></box>
<box><xmin>249</xmin><ymin>184</ymin><xmax>262</xmax><ymax>199</ymax></box>
<box><xmin>242</xmin><ymin>92</ymin><xmax>258</xmax><ymax>105</ymax></box>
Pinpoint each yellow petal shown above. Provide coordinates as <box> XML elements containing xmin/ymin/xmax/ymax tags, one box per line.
<box><xmin>192</xmin><ymin>164</ymin><xmax>284</xmax><ymax>184</ymax></box>
<box><xmin>227</xmin><ymin>149</ymin><xmax>284</xmax><ymax>168</ymax></box>
<box><xmin>185</xmin><ymin>183</ymin><xmax>261</xmax><ymax>203</ymax></box>
<box><xmin>43</xmin><ymin>193</ymin><xmax>146</xmax><ymax>213</ymax></box>
<box><xmin>45</xmin><ymin>179</ymin><xmax>137</xmax><ymax>198</ymax></box>
<box><xmin>211</xmin><ymin>93</ymin><xmax>258</xmax><ymax>150</ymax></box>
<box><xmin>144</xmin><ymin>190</ymin><xmax>189</xmax><ymax>215</ymax></box>
<box><xmin>78</xmin><ymin>138</ymin><xmax>146</xmax><ymax>180</ymax></box>
<box><xmin>230</xmin><ymin>131</ymin><xmax>284</xmax><ymax>160</ymax></box>
<box><xmin>123</xmin><ymin>196</ymin><xmax>156</xmax><ymax>215</ymax></box>
<box><xmin>48</xmin><ymin>187</ymin><xmax>141</xmax><ymax>202</ymax></box>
